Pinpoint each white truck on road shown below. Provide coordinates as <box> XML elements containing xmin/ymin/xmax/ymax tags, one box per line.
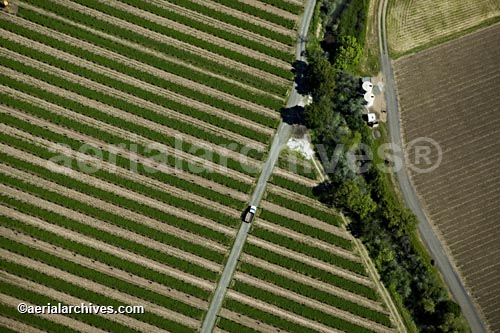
<box><xmin>243</xmin><ymin>205</ymin><xmax>257</xmax><ymax>223</ymax></box>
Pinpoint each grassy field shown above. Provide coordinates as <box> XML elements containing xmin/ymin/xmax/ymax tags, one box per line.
<box><xmin>0</xmin><ymin>0</ymin><xmax>400</xmax><ymax>332</ymax></box>
<box><xmin>359</xmin><ymin>0</ymin><xmax>382</xmax><ymax>75</ymax></box>
<box><xmin>394</xmin><ymin>23</ymin><xmax>500</xmax><ymax>332</ymax></box>
<box><xmin>387</xmin><ymin>0</ymin><xmax>500</xmax><ymax>55</ymax></box>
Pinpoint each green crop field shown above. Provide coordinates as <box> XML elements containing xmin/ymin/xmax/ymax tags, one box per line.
<box><xmin>0</xmin><ymin>0</ymin><xmax>397</xmax><ymax>332</ymax></box>
<box><xmin>216</xmin><ymin>164</ymin><xmax>395</xmax><ymax>332</ymax></box>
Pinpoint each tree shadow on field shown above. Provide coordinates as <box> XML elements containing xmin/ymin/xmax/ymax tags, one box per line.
<box><xmin>281</xmin><ymin>105</ymin><xmax>305</xmax><ymax>125</ymax></box>
<box><xmin>282</xmin><ymin>59</ymin><xmax>310</xmax><ymax>125</ymax></box>
<box><xmin>292</xmin><ymin>60</ymin><xmax>309</xmax><ymax>95</ymax></box>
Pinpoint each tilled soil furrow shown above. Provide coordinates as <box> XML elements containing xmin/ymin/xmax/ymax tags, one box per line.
<box><xmin>454</xmin><ymin>237</ymin><xmax>499</xmax><ymax>263</ymax></box>
<box><xmin>0</xmin><ymin>210</ymin><xmax>213</xmax><ymax>291</ymax></box>
<box><xmin>0</xmin><ymin>113</ymin><xmax>245</xmax><ymax>220</ymax></box>
<box><xmin>246</xmin><ymin>236</ymin><xmax>373</xmax><ymax>287</ymax></box>
<box><xmin>0</xmin><ymin>293</ymin><xmax>107</xmax><ymax>333</ymax></box>
<box><xmin>237</xmin><ymin>255</ymin><xmax>385</xmax><ymax>312</ymax></box>
<box><xmin>0</xmin><ymin>85</ymin><xmax>257</xmax><ymax>192</ymax></box>
<box><xmin>0</xmin><ymin>164</ymin><xmax>229</xmax><ymax>253</ymax></box>
<box><xmin>255</xmin><ymin>218</ymin><xmax>359</xmax><ymax>261</ymax></box>
<box><xmin>416</xmin><ymin>156</ymin><xmax>499</xmax><ymax>197</ymax></box>
<box><xmin>20</xmin><ymin>2</ymin><xmax>285</xmax><ymax>101</ymax></box>
<box><xmin>0</xmin><ymin>251</ymin><xmax>201</xmax><ymax>329</ymax></box>
<box><xmin>50</xmin><ymin>0</ymin><xmax>290</xmax><ymax>85</ymax></box>
<box><xmin>395</xmin><ymin>23</ymin><xmax>500</xmax><ymax>331</ymax></box>
<box><xmin>213</xmin><ymin>328</ymin><xmax>231</xmax><ymax>333</ymax></box>
<box><xmin>281</xmin><ymin>0</ymin><xmax>304</xmax><ymax>6</ymax></box>
<box><xmin>1</xmin><ymin>227</ymin><xmax>209</xmax><ymax>310</ymax></box>
<box><xmin>0</xmin><ymin>36</ymin><xmax>272</xmax><ymax>145</ymax></box>
<box><xmin>219</xmin><ymin>308</ymin><xmax>290</xmax><ymax>333</ymax></box>
<box><xmin>145</xmin><ymin>0</ymin><xmax>293</xmax><ymax>52</ymax></box>
<box><xmin>1</xmin><ymin>185</ymin><xmax>222</xmax><ymax>273</ymax></box>
<box><xmin>448</xmin><ymin>218</ymin><xmax>499</xmax><ymax>245</ymax></box>
<box><xmin>0</xmin><ymin>144</ymin><xmax>236</xmax><ymax>237</ymax></box>
<box><xmin>0</xmin><ymin>103</ymin><xmax>256</xmax><ymax>185</ymax></box>
<box><xmin>187</xmin><ymin>0</ymin><xmax>295</xmax><ymax>37</ymax></box>
<box><xmin>7</xmin><ymin>13</ymin><xmax>282</xmax><ymax>117</ymax></box>
<box><xmin>226</xmin><ymin>290</ymin><xmax>343</xmax><ymax>333</ymax></box>
<box><xmin>237</xmin><ymin>0</ymin><xmax>298</xmax><ymax>20</ymax></box>
<box><xmin>446</xmin><ymin>215</ymin><xmax>499</xmax><ymax>242</ymax></box>
<box><xmin>425</xmin><ymin>175</ymin><xmax>500</xmax><ymax>211</ymax></box>
<box><xmin>99</xmin><ymin>0</ymin><xmax>291</xmax><ymax>70</ymax></box>
<box><xmin>233</xmin><ymin>273</ymin><xmax>391</xmax><ymax>331</ymax></box>
<box><xmin>260</xmin><ymin>199</ymin><xmax>352</xmax><ymax>240</ymax></box>
<box><xmin>415</xmin><ymin>162</ymin><xmax>499</xmax><ymax>212</ymax></box>
<box><xmin>0</xmin><ymin>316</ymin><xmax>48</xmax><ymax>333</ymax></box>
<box><xmin>273</xmin><ymin>167</ymin><xmax>319</xmax><ymax>187</ymax></box>
<box><xmin>0</xmin><ymin>271</ymin><xmax>174</xmax><ymax>333</ymax></box>
<box><xmin>0</xmin><ymin>121</ymin><xmax>240</xmax><ymax>223</ymax></box>
<box><xmin>267</xmin><ymin>185</ymin><xmax>332</xmax><ymax>210</ymax></box>
<box><xmin>0</xmin><ymin>27</ymin><xmax>280</xmax><ymax>130</ymax></box>
<box><xmin>259</xmin><ymin>201</ymin><xmax>349</xmax><ymax>240</ymax></box>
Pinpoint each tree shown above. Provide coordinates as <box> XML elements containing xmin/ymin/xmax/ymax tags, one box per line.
<box><xmin>333</xmin><ymin>72</ymin><xmax>365</xmax><ymax>129</ymax></box>
<box><xmin>306</xmin><ymin>51</ymin><xmax>337</xmax><ymax>101</ymax></box>
<box><xmin>381</xmin><ymin>200</ymin><xmax>418</xmax><ymax>235</ymax></box>
<box><xmin>319</xmin><ymin>0</ymin><xmax>344</xmax><ymax>29</ymax></box>
<box><xmin>334</xmin><ymin>35</ymin><xmax>363</xmax><ymax>72</ymax></box>
<box><xmin>304</xmin><ymin>96</ymin><xmax>333</xmax><ymax>131</ymax></box>
<box><xmin>332</xmin><ymin>180</ymin><xmax>376</xmax><ymax>219</ymax></box>
<box><xmin>434</xmin><ymin>300</ymin><xmax>470</xmax><ymax>333</ymax></box>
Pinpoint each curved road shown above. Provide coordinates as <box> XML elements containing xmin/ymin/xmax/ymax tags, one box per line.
<box><xmin>199</xmin><ymin>1</ymin><xmax>316</xmax><ymax>332</ymax></box>
<box><xmin>377</xmin><ymin>0</ymin><xmax>487</xmax><ymax>331</ymax></box>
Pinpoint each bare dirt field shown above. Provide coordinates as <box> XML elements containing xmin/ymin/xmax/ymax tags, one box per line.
<box><xmin>394</xmin><ymin>23</ymin><xmax>500</xmax><ymax>331</ymax></box>
<box><xmin>387</xmin><ymin>0</ymin><xmax>500</xmax><ymax>54</ymax></box>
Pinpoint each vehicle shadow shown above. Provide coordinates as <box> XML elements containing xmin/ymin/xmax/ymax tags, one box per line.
<box><xmin>240</xmin><ymin>206</ymin><xmax>250</xmax><ymax>222</ymax></box>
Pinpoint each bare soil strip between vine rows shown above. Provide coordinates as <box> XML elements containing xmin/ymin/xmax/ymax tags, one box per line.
<box><xmin>1</xmin><ymin>227</ymin><xmax>209</xmax><ymax>310</ymax></box>
<box><xmin>1</xmin><ymin>251</ymin><xmax>201</xmax><ymax>329</ymax></box>
<box><xmin>0</xmin><ymin>144</ymin><xmax>236</xmax><ymax>239</ymax></box>
<box><xmin>0</xmin><ymin>210</ymin><xmax>214</xmax><ymax>292</ymax></box>
<box><xmin>0</xmin><ymin>292</ymin><xmax>108</xmax><ymax>333</ymax></box>
<box><xmin>0</xmin><ymin>271</ymin><xmax>173</xmax><ymax>333</ymax></box>
<box><xmin>20</xmin><ymin>2</ymin><xmax>285</xmax><ymax>101</ymax></box>
<box><xmin>100</xmin><ymin>0</ymin><xmax>291</xmax><ymax>70</ymax></box>
<box><xmin>186</xmin><ymin>0</ymin><xmax>295</xmax><ymax>37</ymax></box>
<box><xmin>51</xmin><ymin>0</ymin><xmax>291</xmax><ymax>85</ymax></box>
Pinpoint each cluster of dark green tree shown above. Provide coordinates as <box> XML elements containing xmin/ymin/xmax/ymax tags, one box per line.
<box><xmin>303</xmin><ymin>1</ymin><xmax>469</xmax><ymax>332</ymax></box>
<box><xmin>318</xmin><ymin>0</ymin><xmax>366</xmax><ymax>72</ymax></box>
<box><xmin>315</xmin><ymin>168</ymin><xmax>468</xmax><ymax>332</ymax></box>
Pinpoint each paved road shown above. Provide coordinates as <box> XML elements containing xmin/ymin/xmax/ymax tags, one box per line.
<box><xmin>199</xmin><ymin>1</ymin><xmax>316</xmax><ymax>332</ymax></box>
<box><xmin>377</xmin><ymin>0</ymin><xmax>487</xmax><ymax>331</ymax></box>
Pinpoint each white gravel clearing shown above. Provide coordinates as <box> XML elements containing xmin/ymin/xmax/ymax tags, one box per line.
<box><xmin>286</xmin><ymin>137</ymin><xmax>315</xmax><ymax>160</ymax></box>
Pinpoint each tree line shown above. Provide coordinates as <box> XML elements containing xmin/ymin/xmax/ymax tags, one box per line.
<box><xmin>304</xmin><ymin>0</ymin><xmax>469</xmax><ymax>331</ymax></box>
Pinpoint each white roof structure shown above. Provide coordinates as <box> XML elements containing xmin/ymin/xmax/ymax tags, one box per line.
<box><xmin>364</xmin><ymin>92</ymin><xmax>375</xmax><ymax>108</ymax></box>
<box><xmin>362</xmin><ymin>81</ymin><xmax>373</xmax><ymax>92</ymax></box>
<box><xmin>367</xmin><ymin>113</ymin><xmax>376</xmax><ymax>122</ymax></box>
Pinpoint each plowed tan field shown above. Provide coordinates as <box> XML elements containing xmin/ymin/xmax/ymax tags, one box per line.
<box><xmin>394</xmin><ymin>23</ymin><xmax>500</xmax><ymax>331</ymax></box>
<box><xmin>387</xmin><ymin>0</ymin><xmax>500</xmax><ymax>54</ymax></box>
